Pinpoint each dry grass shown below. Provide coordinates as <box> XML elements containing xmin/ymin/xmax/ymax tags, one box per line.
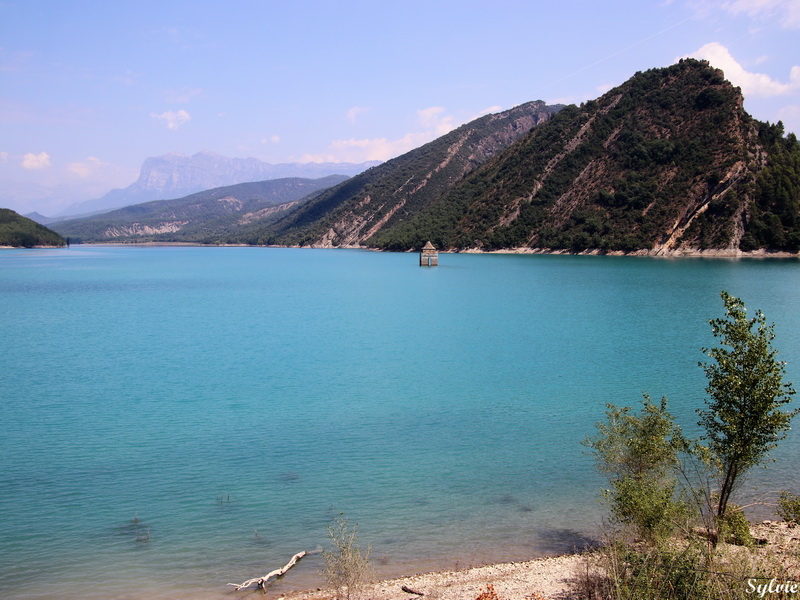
<box><xmin>321</xmin><ymin>515</ymin><xmax>374</xmax><ymax>600</ymax></box>
<box><xmin>567</xmin><ymin>520</ymin><xmax>800</xmax><ymax>600</ymax></box>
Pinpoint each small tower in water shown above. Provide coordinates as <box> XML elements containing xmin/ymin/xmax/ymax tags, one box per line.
<box><xmin>419</xmin><ymin>241</ymin><xmax>438</xmax><ymax>267</ymax></box>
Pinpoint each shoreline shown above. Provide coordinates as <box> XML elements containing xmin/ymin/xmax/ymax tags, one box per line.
<box><xmin>279</xmin><ymin>521</ymin><xmax>799</xmax><ymax>600</ymax></box>
<box><xmin>38</xmin><ymin>241</ymin><xmax>800</xmax><ymax>259</ymax></box>
<box><xmin>282</xmin><ymin>552</ymin><xmax>589</xmax><ymax>600</ymax></box>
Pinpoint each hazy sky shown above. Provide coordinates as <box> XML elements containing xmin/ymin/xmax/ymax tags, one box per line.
<box><xmin>1</xmin><ymin>0</ymin><xmax>799</xmax><ymax>215</ymax></box>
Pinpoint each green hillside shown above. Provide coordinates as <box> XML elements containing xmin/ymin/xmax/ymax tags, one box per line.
<box><xmin>48</xmin><ymin>60</ymin><xmax>800</xmax><ymax>254</ymax></box>
<box><xmin>0</xmin><ymin>208</ymin><xmax>67</xmax><ymax>247</ymax></box>
<box><xmin>53</xmin><ymin>175</ymin><xmax>349</xmax><ymax>243</ymax></box>
<box><xmin>253</xmin><ymin>59</ymin><xmax>799</xmax><ymax>255</ymax></box>
<box><xmin>220</xmin><ymin>101</ymin><xmax>562</xmax><ymax>246</ymax></box>
<box><xmin>368</xmin><ymin>59</ymin><xmax>800</xmax><ymax>254</ymax></box>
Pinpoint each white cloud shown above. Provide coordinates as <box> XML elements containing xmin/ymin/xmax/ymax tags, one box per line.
<box><xmin>67</xmin><ymin>156</ymin><xmax>111</xmax><ymax>178</ymax></box>
<box><xmin>261</xmin><ymin>135</ymin><xmax>281</xmax><ymax>144</ymax></box>
<box><xmin>151</xmin><ymin>109</ymin><xmax>191</xmax><ymax>130</ymax></box>
<box><xmin>689</xmin><ymin>0</ymin><xmax>800</xmax><ymax>28</ymax></box>
<box><xmin>112</xmin><ymin>70</ymin><xmax>139</xmax><ymax>86</ymax></box>
<box><xmin>22</xmin><ymin>152</ymin><xmax>51</xmax><ymax>170</ymax></box>
<box><xmin>301</xmin><ymin>132</ymin><xmax>432</xmax><ymax>163</ymax></box>
<box><xmin>723</xmin><ymin>0</ymin><xmax>800</xmax><ymax>28</ymax></box>
<box><xmin>686</xmin><ymin>42</ymin><xmax>800</xmax><ymax>97</ymax></box>
<box><xmin>596</xmin><ymin>83</ymin><xmax>615</xmax><ymax>95</ymax></box>
<box><xmin>346</xmin><ymin>106</ymin><xmax>369</xmax><ymax>124</ymax></box>
<box><xmin>417</xmin><ymin>106</ymin><xmax>455</xmax><ymax>135</ymax></box>
<box><xmin>302</xmin><ymin>106</ymin><xmax>463</xmax><ymax>163</ymax></box>
<box><xmin>546</xmin><ymin>95</ymin><xmax>579</xmax><ymax>105</ymax></box>
<box><xmin>476</xmin><ymin>105</ymin><xmax>503</xmax><ymax>117</ymax></box>
<box><xmin>0</xmin><ymin>151</ymin><xmax>8</xmax><ymax>162</ymax></box>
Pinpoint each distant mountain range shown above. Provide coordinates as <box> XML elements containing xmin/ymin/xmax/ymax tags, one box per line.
<box><xmin>54</xmin><ymin>175</ymin><xmax>350</xmax><ymax>243</ymax></box>
<box><xmin>53</xmin><ymin>101</ymin><xmax>559</xmax><ymax>243</ymax></box>
<box><xmin>52</xmin><ymin>60</ymin><xmax>800</xmax><ymax>255</ymax></box>
<box><xmin>233</xmin><ymin>100</ymin><xmax>561</xmax><ymax>247</ymax></box>
<box><xmin>247</xmin><ymin>60</ymin><xmax>800</xmax><ymax>255</ymax></box>
<box><xmin>52</xmin><ymin>153</ymin><xmax>381</xmax><ymax>218</ymax></box>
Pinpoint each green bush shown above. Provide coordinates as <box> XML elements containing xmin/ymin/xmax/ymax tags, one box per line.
<box><xmin>778</xmin><ymin>491</ymin><xmax>800</xmax><ymax>523</ymax></box>
<box><xmin>602</xmin><ymin>541</ymin><xmax>710</xmax><ymax>600</ymax></box>
<box><xmin>718</xmin><ymin>504</ymin><xmax>754</xmax><ymax>547</ymax></box>
<box><xmin>584</xmin><ymin>395</ymin><xmax>688</xmax><ymax>544</ymax></box>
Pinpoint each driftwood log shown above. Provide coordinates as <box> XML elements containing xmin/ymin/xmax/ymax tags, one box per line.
<box><xmin>402</xmin><ymin>585</ymin><xmax>425</xmax><ymax>596</ymax></box>
<box><xmin>228</xmin><ymin>551</ymin><xmax>308</xmax><ymax>590</ymax></box>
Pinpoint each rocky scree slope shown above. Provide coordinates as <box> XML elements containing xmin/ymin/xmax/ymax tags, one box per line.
<box><xmin>233</xmin><ymin>101</ymin><xmax>562</xmax><ymax>247</ymax></box>
<box><xmin>369</xmin><ymin>59</ymin><xmax>800</xmax><ymax>255</ymax></box>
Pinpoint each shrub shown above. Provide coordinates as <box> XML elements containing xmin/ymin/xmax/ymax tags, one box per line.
<box><xmin>778</xmin><ymin>491</ymin><xmax>800</xmax><ymax>524</ymax></box>
<box><xmin>322</xmin><ymin>514</ymin><xmax>374</xmax><ymax>600</ymax></box>
<box><xmin>717</xmin><ymin>504</ymin><xmax>754</xmax><ymax>547</ymax></box>
<box><xmin>597</xmin><ymin>540</ymin><xmax>709</xmax><ymax>600</ymax></box>
<box><xmin>584</xmin><ymin>395</ymin><xmax>688</xmax><ymax>543</ymax></box>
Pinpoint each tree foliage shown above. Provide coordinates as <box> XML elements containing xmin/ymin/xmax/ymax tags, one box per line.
<box><xmin>588</xmin><ymin>292</ymin><xmax>797</xmax><ymax>552</ymax></box>
<box><xmin>698</xmin><ymin>291</ymin><xmax>798</xmax><ymax>524</ymax></box>
<box><xmin>585</xmin><ymin>395</ymin><xmax>688</xmax><ymax>543</ymax></box>
<box><xmin>741</xmin><ymin>124</ymin><xmax>800</xmax><ymax>252</ymax></box>
<box><xmin>0</xmin><ymin>208</ymin><xmax>66</xmax><ymax>247</ymax></box>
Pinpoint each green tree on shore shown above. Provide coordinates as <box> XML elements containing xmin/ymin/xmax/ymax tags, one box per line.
<box><xmin>698</xmin><ymin>291</ymin><xmax>798</xmax><ymax>531</ymax></box>
<box><xmin>588</xmin><ymin>292</ymin><xmax>797</xmax><ymax>545</ymax></box>
<box><xmin>584</xmin><ymin>395</ymin><xmax>687</xmax><ymax>543</ymax></box>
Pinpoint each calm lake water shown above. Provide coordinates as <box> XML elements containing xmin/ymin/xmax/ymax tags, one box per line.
<box><xmin>2</xmin><ymin>246</ymin><xmax>800</xmax><ymax>600</ymax></box>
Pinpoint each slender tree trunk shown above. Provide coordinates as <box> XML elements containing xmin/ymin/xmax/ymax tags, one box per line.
<box><xmin>716</xmin><ymin>467</ymin><xmax>732</xmax><ymax>520</ymax></box>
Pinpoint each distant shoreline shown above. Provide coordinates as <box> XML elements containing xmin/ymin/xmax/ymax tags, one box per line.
<box><xmin>58</xmin><ymin>242</ymin><xmax>800</xmax><ymax>259</ymax></box>
<box><xmin>0</xmin><ymin>244</ymin><xmax>66</xmax><ymax>249</ymax></box>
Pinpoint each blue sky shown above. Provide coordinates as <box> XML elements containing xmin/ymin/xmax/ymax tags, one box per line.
<box><xmin>1</xmin><ymin>0</ymin><xmax>799</xmax><ymax>215</ymax></box>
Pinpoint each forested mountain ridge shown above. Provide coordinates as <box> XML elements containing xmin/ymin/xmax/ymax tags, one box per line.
<box><xmin>368</xmin><ymin>59</ymin><xmax>800</xmax><ymax>254</ymax></box>
<box><xmin>251</xmin><ymin>60</ymin><xmax>797</xmax><ymax>255</ymax></box>
<box><xmin>53</xmin><ymin>175</ymin><xmax>349</xmax><ymax>243</ymax></box>
<box><xmin>226</xmin><ymin>101</ymin><xmax>562</xmax><ymax>246</ymax></box>
<box><xmin>0</xmin><ymin>208</ymin><xmax>67</xmax><ymax>247</ymax></box>
<box><xmin>49</xmin><ymin>61</ymin><xmax>800</xmax><ymax>254</ymax></box>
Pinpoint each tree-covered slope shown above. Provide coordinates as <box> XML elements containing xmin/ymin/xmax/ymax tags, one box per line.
<box><xmin>51</xmin><ymin>60</ymin><xmax>800</xmax><ymax>254</ymax></box>
<box><xmin>743</xmin><ymin>121</ymin><xmax>800</xmax><ymax>251</ymax></box>
<box><xmin>0</xmin><ymin>208</ymin><xmax>67</xmax><ymax>247</ymax></box>
<box><xmin>53</xmin><ymin>175</ymin><xmax>349</xmax><ymax>243</ymax></box>
<box><xmin>229</xmin><ymin>101</ymin><xmax>562</xmax><ymax>246</ymax></box>
<box><xmin>370</xmin><ymin>59</ymin><xmax>800</xmax><ymax>254</ymax></box>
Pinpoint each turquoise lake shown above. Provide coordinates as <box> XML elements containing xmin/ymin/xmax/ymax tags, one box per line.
<box><xmin>2</xmin><ymin>246</ymin><xmax>800</xmax><ymax>600</ymax></box>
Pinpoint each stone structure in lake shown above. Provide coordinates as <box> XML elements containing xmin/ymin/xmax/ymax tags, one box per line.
<box><xmin>420</xmin><ymin>241</ymin><xmax>438</xmax><ymax>267</ymax></box>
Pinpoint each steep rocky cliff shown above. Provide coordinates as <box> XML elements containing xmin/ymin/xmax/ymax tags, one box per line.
<box><xmin>369</xmin><ymin>59</ymin><xmax>798</xmax><ymax>254</ymax></box>
<box><xmin>263</xmin><ymin>60</ymin><xmax>800</xmax><ymax>255</ymax></box>
<box><xmin>230</xmin><ymin>101</ymin><xmax>562</xmax><ymax>246</ymax></box>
